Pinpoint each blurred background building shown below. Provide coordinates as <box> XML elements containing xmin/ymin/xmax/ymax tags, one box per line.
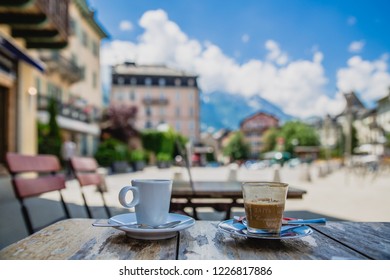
<box><xmin>110</xmin><ymin>62</ymin><xmax>200</xmax><ymax>143</ymax></box>
<box><xmin>240</xmin><ymin>112</ymin><xmax>279</xmax><ymax>159</ymax></box>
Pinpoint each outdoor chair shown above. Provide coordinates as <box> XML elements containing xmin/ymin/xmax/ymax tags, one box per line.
<box><xmin>5</xmin><ymin>152</ymin><xmax>71</xmax><ymax>235</ymax></box>
<box><xmin>70</xmin><ymin>156</ymin><xmax>111</xmax><ymax>218</ymax></box>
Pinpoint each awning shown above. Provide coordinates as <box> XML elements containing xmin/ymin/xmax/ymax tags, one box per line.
<box><xmin>0</xmin><ymin>35</ymin><xmax>45</xmax><ymax>72</ymax></box>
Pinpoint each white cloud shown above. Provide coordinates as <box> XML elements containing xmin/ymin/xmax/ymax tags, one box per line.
<box><xmin>265</xmin><ymin>40</ymin><xmax>288</xmax><ymax>65</ymax></box>
<box><xmin>119</xmin><ymin>20</ymin><xmax>133</xmax><ymax>31</ymax></box>
<box><xmin>337</xmin><ymin>55</ymin><xmax>390</xmax><ymax>101</ymax></box>
<box><xmin>348</xmin><ymin>40</ymin><xmax>365</xmax><ymax>53</ymax></box>
<box><xmin>101</xmin><ymin>9</ymin><xmax>389</xmax><ymax>119</ymax></box>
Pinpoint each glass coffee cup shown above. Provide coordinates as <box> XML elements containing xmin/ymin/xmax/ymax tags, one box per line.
<box><xmin>242</xmin><ymin>181</ymin><xmax>288</xmax><ymax>234</ymax></box>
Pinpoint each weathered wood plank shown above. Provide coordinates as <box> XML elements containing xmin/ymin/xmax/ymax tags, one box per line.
<box><xmin>178</xmin><ymin>221</ymin><xmax>369</xmax><ymax>260</ymax></box>
<box><xmin>2</xmin><ymin>219</ymin><xmax>387</xmax><ymax>260</ymax></box>
<box><xmin>311</xmin><ymin>222</ymin><xmax>390</xmax><ymax>260</ymax></box>
<box><xmin>0</xmin><ymin>219</ymin><xmax>177</xmax><ymax>260</ymax></box>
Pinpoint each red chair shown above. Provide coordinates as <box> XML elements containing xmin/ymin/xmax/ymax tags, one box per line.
<box><xmin>70</xmin><ymin>156</ymin><xmax>111</xmax><ymax>218</ymax></box>
<box><xmin>5</xmin><ymin>152</ymin><xmax>70</xmax><ymax>235</ymax></box>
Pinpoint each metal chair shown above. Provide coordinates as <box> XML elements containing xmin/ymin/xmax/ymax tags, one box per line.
<box><xmin>5</xmin><ymin>152</ymin><xmax>70</xmax><ymax>235</ymax></box>
<box><xmin>70</xmin><ymin>156</ymin><xmax>111</xmax><ymax>218</ymax></box>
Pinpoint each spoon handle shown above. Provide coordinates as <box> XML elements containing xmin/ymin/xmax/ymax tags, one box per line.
<box><xmin>92</xmin><ymin>222</ymin><xmax>141</xmax><ymax>228</ymax></box>
<box><xmin>285</xmin><ymin>218</ymin><xmax>327</xmax><ymax>225</ymax></box>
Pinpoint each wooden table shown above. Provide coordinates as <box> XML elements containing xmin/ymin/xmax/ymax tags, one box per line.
<box><xmin>1</xmin><ymin>219</ymin><xmax>389</xmax><ymax>260</ymax></box>
<box><xmin>171</xmin><ymin>181</ymin><xmax>307</xmax><ymax>219</ymax></box>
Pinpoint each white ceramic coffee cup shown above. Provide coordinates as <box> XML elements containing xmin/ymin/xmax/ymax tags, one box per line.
<box><xmin>118</xmin><ymin>179</ymin><xmax>173</xmax><ymax>226</ymax></box>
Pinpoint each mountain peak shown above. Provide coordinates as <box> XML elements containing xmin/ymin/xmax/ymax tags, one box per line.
<box><xmin>200</xmin><ymin>92</ymin><xmax>293</xmax><ymax>132</ymax></box>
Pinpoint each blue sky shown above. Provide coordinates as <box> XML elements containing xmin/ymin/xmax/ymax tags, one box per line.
<box><xmin>90</xmin><ymin>0</ymin><xmax>390</xmax><ymax>118</ymax></box>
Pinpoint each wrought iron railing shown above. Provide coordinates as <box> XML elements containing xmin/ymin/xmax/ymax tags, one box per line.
<box><xmin>142</xmin><ymin>97</ymin><xmax>169</xmax><ymax>106</ymax></box>
<box><xmin>39</xmin><ymin>51</ymin><xmax>83</xmax><ymax>84</ymax></box>
<box><xmin>36</xmin><ymin>0</ymin><xmax>69</xmax><ymax>40</ymax></box>
<box><xmin>37</xmin><ymin>95</ymin><xmax>101</xmax><ymax>123</ymax></box>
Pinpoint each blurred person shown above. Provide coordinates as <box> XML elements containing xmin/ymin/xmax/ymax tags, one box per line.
<box><xmin>61</xmin><ymin>135</ymin><xmax>77</xmax><ymax>178</ymax></box>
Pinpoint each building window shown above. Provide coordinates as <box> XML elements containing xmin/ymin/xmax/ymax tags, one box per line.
<box><xmin>131</xmin><ymin>77</ymin><xmax>137</xmax><ymax>85</ymax></box>
<box><xmin>145</xmin><ymin>77</ymin><xmax>152</xmax><ymax>86</ymax></box>
<box><xmin>160</xmin><ymin>91</ymin><xmax>165</xmax><ymax>100</ymax></box>
<box><xmin>130</xmin><ymin>90</ymin><xmax>136</xmax><ymax>101</ymax></box>
<box><xmin>145</xmin><ymin>120</ymin><xmax>152</xmax><ymax>129</ymax></box>
<box><xmin>82</xmin><ymin>30</ymin><xmax>88</xmax><ymax>47</ymax></box>
<box><xmin>80</xmin><ymin>65</ymin><xmax>86</xmax><ymax>80</ymax></box>
<box><xmin>69</xmin><ymin>17</ymin><xmax>76</xmax><ymax>36</ymax></box>
<box><xmin>175</xmin><ymin>107</ymin><xmax>180</xmax><ymax>117</ymax></box>
<box><xmin>189</xmin><ymin>91</ymin><xmax>194</xmax><ymax>101</ymax></box>
<box><xmin>81</xmin><ymin>134</ymin><xmax>88</xmax><ymax>156</ymax></box>
<box><xmin>160</xmin><ymin>107</ymin><xmax>165</xmax><ymax>116</ymax></box>
<box><xmin>35</xmin><ymin>77</ymin><xmax>41</xmax><ymax>94</ymax></box>
<box><xmin>159</xmin><ymin>78</ymin><xmax>166</xmax><ymax>86</ymax></box>
<box><xmin>117</xmin><ymin>92</ymin><xmax>125</xmax><ymax>101</ymax></box>
<box><xmin>189</xmin><ymin>121</ymin><xmax>195</xmax><ymax>132</ymax></box>
<box><xmin>189</xmin><ymin>107</ymin><xmax>194</xmax><ymax>117</ymax></box>
<box><xmin>145</xmin><ymin>91</ymin><xmax>151</xmax><ymax>99</ymax></box>
<box><xmin>47</xmin><ymin>82</ymin><xmax>62</xmax><ymax>101</ymax></box>
<box><xmin>117</xmin><ymin>77</ymin><xmax>124</xmax><ymax>84</ymax></box>
<box><xmin>175</xmin><ymin>78</ymin><xmax>181</xmax><ymax>86</ymax></box>
<box><xmin>92</xmin><ymin>71</ymin><xmax>97</xmax><ymax>89</ymax></box>
<box><xmin>176</xmin><ymin>91</ymin><xmax>180</xmax><ymax>101</ymax></box>
<box><xmin>175</xmin><ymin>121</ymin><xmax>181</xmax><ymax>132</ymax></box>
<box><xmin>146</xmin><ymin>106</ymin><xmax>152</xmax><ymax>116</ymax></box>
<box><xmin>187</xmin><ymin>78</ymin><xmax>194</xmax><ymax>86</ymax></box>
<box><xmin>92</xmin><ymin>41</ymin><xmax>99</xmax><ymax>56</ymax></box>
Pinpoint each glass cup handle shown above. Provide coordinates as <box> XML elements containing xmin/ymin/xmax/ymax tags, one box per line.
<box><xmin>118</xmin><ymin>186</ymin><xmax>140</xmax><ymax>208</ymax></box>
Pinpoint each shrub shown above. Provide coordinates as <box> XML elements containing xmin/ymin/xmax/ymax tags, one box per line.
<box><xmin>157</xmin><ymin>152</ymin><xmax>172</xmax><ymax>162</ymax></box>
<box><xmin>129</xmin><ymin>149</ymin><xmax>146</xmax><ymax>162</ymax></box>
<box><xmin>94</xmin><ymin>138</ymin><xmax>129</xmax><ymax>167</ymax></box>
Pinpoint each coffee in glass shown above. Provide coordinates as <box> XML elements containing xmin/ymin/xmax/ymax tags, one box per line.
<box><xmin>242</xmin><ymin>181</ymin><xmax>288</xmax><ymax>234</ymax></box>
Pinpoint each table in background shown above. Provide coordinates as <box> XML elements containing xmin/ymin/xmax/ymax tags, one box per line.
<box><xmin>1</xmin><ymin>219</ymin><xmax>389</xmax><ymax>260</ymax></box>
<box><xmin>171</xmin><ymin>181</ymin><xmax>307</xmax><ymax>219</ymax></box>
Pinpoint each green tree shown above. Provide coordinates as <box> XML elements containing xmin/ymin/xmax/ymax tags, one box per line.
<box><xmin>223</xmin><ymin>131</ymin><xmax>250</xmax><ymax>162</ymax></box>
<box><xmin>386</xmin><ymin>133</ymin><xmax>390</xmax><ymax>149</ymax></box>
<box><xmin>262</xmin><ymin>127</ymin><xmax>279</xmax><ymax>153</ymax></box>
<box><xmin>278</xmin><ymin>121</ymin><xmax>320</xmax><ymax>154</ymax></box>
<box><xmin>351</xmin><ymin>124</ymin><xmax>359</xmax><ymax>154</ymax></box>
<box><xmin>261</xmin><ymin>121</ymin><xmax>320</xmax><ymax>155</ymax></box>
<box><xmin>141</xmin><ymin>129</ymin><xmax>187</xmax><ymax>161</ymax></box>
<box><xmin>38</xmin><ymin>97</ymin><xmax>62</xmax><ymax>159</ymax></box>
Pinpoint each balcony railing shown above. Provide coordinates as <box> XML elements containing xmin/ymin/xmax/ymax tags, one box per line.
<box><xmin>0</xmin><ymin>0</ymin><xmax>69</xmax><ymax>49</ymax></box>
<box><xmin>38</xmin><ymin>95</ymin><xmax>101</xmax><ymax>124</ymax></box>
<box><xmin>39</xmin><ymin>52</ymin><xmax>83</xmax><ymax>84</ymax></box>
<box><xmin>142</xmin><ymin>97</ymin><xmax>169</xmax><ymax>106</ymax></box>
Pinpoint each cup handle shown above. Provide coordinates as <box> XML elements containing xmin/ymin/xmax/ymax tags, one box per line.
<box><xmin>118</xmin><ymin>186</ymin><xmax>140</xmax><ymax>208</ymax></box>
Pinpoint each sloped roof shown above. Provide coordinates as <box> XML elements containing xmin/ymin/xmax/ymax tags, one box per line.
<box><xmin>336</xmin><ymin>92</ymin><xmax>368</xmax><ymax>119</ymax></box>
<box><xmin>113</xmin><ymin>62</ymin><xmax>197</xmax><ymax>77</ymax></box>
<box><xmin>240</xmin><ymin>111</ymin><xmax>279</xmax><ymax>127</ymax></box>
<box><xmin>73</xmin><ymin>0</ymin><xmax>109</xmax><ymax>38</ymax></box>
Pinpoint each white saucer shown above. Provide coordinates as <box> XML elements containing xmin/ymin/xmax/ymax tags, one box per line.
<box><xmin>109</xmin><ymin>213</ymin><xmax>195</xmax><ymax>240</ymax></box>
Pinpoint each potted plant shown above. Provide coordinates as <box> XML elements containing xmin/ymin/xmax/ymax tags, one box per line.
<box><xmin>95</xmin><ymin>138</ymin><xmax>130</xmax><ymax>173</ymax></box>
<box><xmin>129</xmin><ymin>149</ymin><xmax>146</xmax><ymax>171</ymax></box>
<box><xmin>156</xmin><ymin>152</ymin><xmax>172</xmax><ymax>169</ymax></box>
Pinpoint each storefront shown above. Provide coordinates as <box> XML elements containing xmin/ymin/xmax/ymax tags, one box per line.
<box><xmin>0</xmin><ymin>34</ymin><xmax>44</xmax><ymax>167</ymax></box>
